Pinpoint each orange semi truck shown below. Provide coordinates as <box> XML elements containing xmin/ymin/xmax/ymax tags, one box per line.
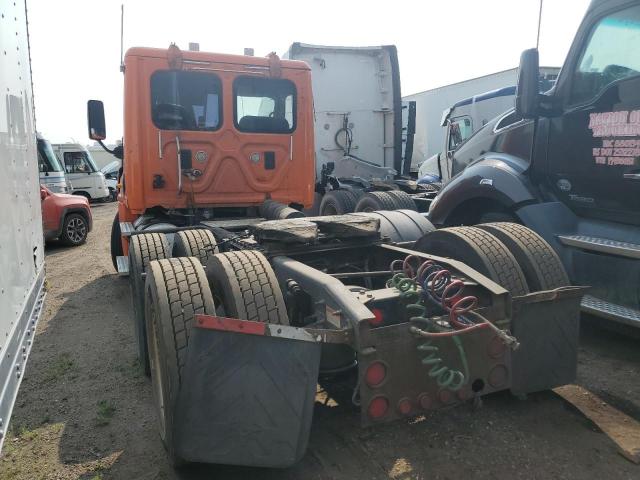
<box><xmin>89</xmin><ymin>44</ymin><xmax>584</xmax><ymax>468</ymax></box>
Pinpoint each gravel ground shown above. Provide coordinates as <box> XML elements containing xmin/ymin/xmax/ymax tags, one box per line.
<box><xmin>0</xmin><ymin>202</ymin><xmax>638</xmax><ymax>480</ymax></box>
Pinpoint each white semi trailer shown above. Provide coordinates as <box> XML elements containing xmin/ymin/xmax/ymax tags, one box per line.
<box><xmin>0</xmin><ymin>0</ymin><xmax>46</xmax><ymax>450</ymax></box>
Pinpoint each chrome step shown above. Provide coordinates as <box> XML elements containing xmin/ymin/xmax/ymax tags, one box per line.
<box><xmin>120</xmin><ymin>222</ymin><xmax>135</xmax><ymax>237</ymax></box>
<box><xmin>116</xmin><ymin>256</ymin><xmax>130</xmax><ymax>276</ymax></box>
<box><xmin>558</xmin><ymin>234</ymin><xmax>640</xmax><ymax>260</ymax></box>
<box><xmin>581</xmin><ymin>294</ymin><xmax>640</xmax><ymax>327</ymax></box>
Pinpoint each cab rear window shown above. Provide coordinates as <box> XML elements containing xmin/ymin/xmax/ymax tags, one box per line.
<box><xmin>151</xmin><ymin>71</ymin><xmax>222</xmax><ymax>131</ymax></box>
<box><xmin>234</xmin><ymin>77</ymin><xmax>296</xmax><ymax>134</ymax></box>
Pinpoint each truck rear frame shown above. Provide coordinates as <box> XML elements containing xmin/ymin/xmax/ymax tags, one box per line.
<box><xmin>125</xmin><ymin>212</ymin><xmax>583</xmax><ymax>467</ymax></box>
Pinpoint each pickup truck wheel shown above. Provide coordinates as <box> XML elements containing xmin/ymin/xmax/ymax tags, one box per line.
<box><xmin>319</xmin><ymin>190</ymin><xmax>359</xmax><ymax>215</ymax></box>
<box><xmin>476</xmin><ymin>222</ymin><xmax>569</xmax><ymax>291</ymax></box>
<box><xmin>205</xmin><ymin>250</ymin><xmax>289</xmax><ymax>325</ymax></box>
<box><xmin>173</xmin><ymin>229</ymin><xmax>218</xmax><ymax>264</ymax></box>
<box><xmin>60</xmin><ymin>213</ymin><xmax>88</xmax><ymax>246</ymax></box>
<box><xmin>386</xmin><ymin>190</ymin><xmax>417</xmax><ymax>210</ymax></box>
<box><xmin>129</xmin><ymin>233</ymin><xmax>170</xmax><ymax>376</ymax></box>
<box><xmin>355</xmin><ymin>191</ymin><xmax>396</xmax><ymax>212</ymax></box>
<box><xmin>110</xmin><ymin>213</ymin><xmax>123</xmax><ymax>271</ymax></box>
<box><xmin>414</xmin><ymin>226</ymin><xmax>529</xmax><ymax>296</ymax></box>
<box><xmin>145</xmin><ymin>257</ymin><xmax>215</xmax><ymax>467</ymax></box>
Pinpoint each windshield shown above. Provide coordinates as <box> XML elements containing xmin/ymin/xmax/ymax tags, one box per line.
<box><xmin>101</xmin><ymin>160</ymin><xmax>120</xmax><ymax>174</ymax></box>
<box><xmin>37</xmin><ymin>139</ymin><xmax>64</xmax><ymax>173</ymax></box>
<box><xmin>63</xmin><ymin>150</ymin><xmax>99</xmax><ymax>173</ymax></box>
<box><xmin>572</xmin><ymin>5</ymin><xmax>640</xmax><ymax>104</ymax></box>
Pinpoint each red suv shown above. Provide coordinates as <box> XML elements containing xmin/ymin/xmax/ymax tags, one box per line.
<box><xmin>41</xmin><ymin>185</ymin><xmax>93</xmax><ymax>246</ymax></box>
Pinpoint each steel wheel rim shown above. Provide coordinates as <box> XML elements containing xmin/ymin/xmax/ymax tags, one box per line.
<box><xmin>66</xmin><ymin>217</ymin><xmax>86</xmax><ymax>243</ymax></box>
<box><xmin>147</xmin><ymin>291</ymin><xmax>167</xmax><ymax>440</ymax></box>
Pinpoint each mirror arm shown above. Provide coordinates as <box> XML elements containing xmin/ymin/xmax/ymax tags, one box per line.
<box><xmin>97</xmin><ymin>139</ymin><xmax>124</xmax><ymax>160</ymax></box>
<box><xmin>98</xmin><ymin>139</ymin><xmax>115</xmax><ymax>154</ymax></box>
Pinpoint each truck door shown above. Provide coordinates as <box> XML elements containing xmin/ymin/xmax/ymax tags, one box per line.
<box><xmin>546</xmin><ymin>4</ymin><xmax>640</xmax><ymax>225</ymax></box>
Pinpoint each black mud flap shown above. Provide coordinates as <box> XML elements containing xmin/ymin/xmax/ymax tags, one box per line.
<box><xmin>174</xmin><ymin>315</ymin><xmax>321</xmax><ymax>468</ymax></box>
<box><xmin>510</xmin><ymin>286</ymin><xmax>586</xmax><ymax>395</ymax></box>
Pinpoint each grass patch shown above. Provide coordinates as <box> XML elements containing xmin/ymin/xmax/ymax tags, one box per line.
<box><xmin>116</xmin><ymin>358</ymin><xmax>144</xmax><ymax>379</ymax></box>
<box><xmin>44</xmin><ymin>352</ymin><xmax>75</xmax><ymax>382</ymax></box>
<box><xmin>95</xmin><ymin>400</ymin><xmax>116</xmax><ymax>426</ymax></box>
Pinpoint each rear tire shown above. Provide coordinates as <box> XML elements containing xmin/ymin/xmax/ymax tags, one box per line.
<box><xmin>319</xmin><ymin>190</ymin><xmax>359</xmax><ymax>215</ymax></box>
<box><xmin>145</xmin><ymin>257</ymin><xmax>215</xmax><ymax>467</ymax></box>
<box><xmin>386</xmin><ymin>190</ymin><xmax>417</xmax><ymax>210</ymax></box>
<box><xmin>110</xmin><ymin>213</ymin><xmax>123</xmax><ymax>271</ymax></box>
<box><xmin>261</xmin><ymin>200</ymin><xmax>306</xmax><ymax>220</ymax></box>
<box><xmin>355</xmin><ymin>191</ymin><xmax>396</xmax><ymax>212</ymax></box>
<box><xmin>205</xmin><ymin>250</ymin><xmax>289</xmax><ymax>325</ymax></box>
<box><xmin>60</xmin><ymin>213</ymin><xmax>89</xmax><ymax>246</ymax></box>
<box><xmin>173</xmin><ymin>229</ymin><xmax>218</xmax><ymax>264</ymax></box>
<box><xmin>414</xmin><ymin>226</ymin><xmax>529</xmax><ymax>296</ymax></box>
<box><xmin>129</xmin><ymin>233</ymin><xmax>171</xmax><ymax>376</ymax></box>
<box><xmin>476</xmin><ymin>222</ymin><xmax>569</xmax><ymax>291</ymax></box>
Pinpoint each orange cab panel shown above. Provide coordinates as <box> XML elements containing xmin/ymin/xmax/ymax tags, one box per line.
<box><xmin>122</xmin><ymin>47</ymin><xmax>315</xmax><ymax>214</ymax></box>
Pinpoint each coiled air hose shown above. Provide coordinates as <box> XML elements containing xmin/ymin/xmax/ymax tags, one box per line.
<box><xmin>386</xmin><ymin>255</ymin><xmax>518</xmax><ymax>391</ymax></box>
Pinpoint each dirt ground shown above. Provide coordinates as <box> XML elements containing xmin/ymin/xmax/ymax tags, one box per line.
<box><xmin>1</xmin><ymin>202</ymin><xmax>638</xmax><ymax>480</ymax></box>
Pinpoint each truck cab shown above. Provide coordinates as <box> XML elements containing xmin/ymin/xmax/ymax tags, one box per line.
<box><xmin>417</xmin><ymin>86</ymin><xmax>517</xmax><ymax>182</ymax></box>
<box><xmin>429</xmin><ymin>0</ymin><xmax>640</xmax><ymax>327</ymax></box>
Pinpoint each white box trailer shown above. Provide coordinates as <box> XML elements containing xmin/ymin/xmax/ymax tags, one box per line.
<box><xmin>404</xmin><ymin>67</ymin><xmax>560</xmax><ymax>173</ymax></box>
<box><xmin>284</xmin><ymin>43</ymin><xmax>405</xmax><ymax>182</ymax></box>
<box><xmin>0</xmin><ymin>0</ymin><xmax>46</xmax><ymax>450</ymax></box>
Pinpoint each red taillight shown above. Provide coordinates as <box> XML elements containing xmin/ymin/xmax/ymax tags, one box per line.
<box><xmin>367</xmin><ymin>396</ymin><xmax>389</xmax><ymax>419</ymax></box>
<box><xmin>368</xmin><ymin>308</ymin><xmax>384</xmax><ymax>327</ymax></box>
<box><xmin>365</xmin><ymin>362</ymin><xmax>386</xmax><ymax>388</ymax></box>
<box><xmin>397</xmin><ymin>397</ymin><xmax>412</xmax><ymax>416</ymax></box>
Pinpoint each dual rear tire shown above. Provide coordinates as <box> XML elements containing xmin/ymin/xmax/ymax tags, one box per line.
<box><xmin>144</xmin><ymin>248</ymin><xmax>288</xmax><ymax>465</ymax></box>
<box><xmin>414</xmin><ymin>223</ymin><xmax>568</xmax><ymax>295</ymax></box>
<box><xmin>319</xmin><ymin>189</ymin><xmax>418</xmax><ymax>216</ymax></box>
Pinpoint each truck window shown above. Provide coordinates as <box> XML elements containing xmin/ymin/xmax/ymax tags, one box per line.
<box><xmin>63</xmin><ymin>151</ymin><xmax>97</xmax><ymax>174</ymax></box>
<box><xmin>37</xmin><ymin>139</ymin><xmax>63</xmax><ymax>173</ymax></box>
<box><xmin>234</xmin><ymin>77</ymin><xmax>296</xmax><ymax>134</ymax></box>
<box><xmin>571</xmin><ymin>5</ymin><xmax>640</xmax><ymax>104</ymax></box>
<box><xmin>448</xmin><ymin>117</ymin><xmax>472</xmax><ymax>151</ymax></box>
<box><xmin>151</xmin><ymin>71</ymin><xmax>222</xmax><ymax>131</ymax></box>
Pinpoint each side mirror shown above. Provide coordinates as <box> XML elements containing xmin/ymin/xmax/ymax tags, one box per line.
<box><xmin>40</xmin><ymin>187</ymin><xmax>48</xmax><ymax>200</ymax></box>
<box><xmin>515</xmin><ymin>48</ymin><xmax>540</xmax><ymax>119</ymax></box>
<box><xmin>87</xmin><ymin>100</ymin><xmax>107</xmax><ymax>140</ymax></box>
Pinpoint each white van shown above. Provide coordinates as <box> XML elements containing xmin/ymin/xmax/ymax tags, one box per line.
<box><xmin>52</xmin><ymin>143</ymin><xmax>109</xmax><ymax>201</ymax></box>
<box><xmin>37</xmin><ymin>134</ymin><xmax>70</xmax><ymax>193</ymax></box>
